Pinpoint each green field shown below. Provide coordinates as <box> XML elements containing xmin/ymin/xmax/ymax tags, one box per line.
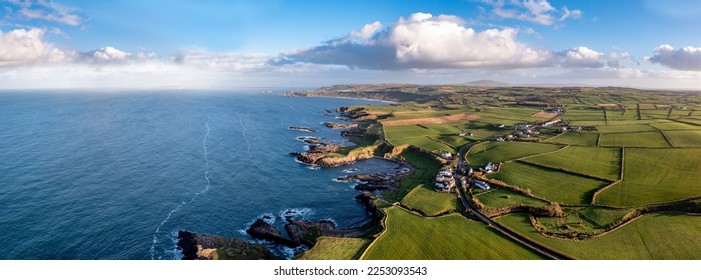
<box><xmin>544</xmin><ymin>132</ymin><xmax>599</xmax><ymax>146</ymax></box>
<box><xmin>599</xmin><ymin>131</ymin><xmax>670</xmax><ymax>147</ymax></box>
<box><xmin>650</xmin><ymin>121</ymin><xmax>701</xmax><ymax>131</ymax></box>
<box><xmin>549</xmin><ymin>132</ymin><xmax>599</xmax><ymax>146</ymax></box>
<box><xmin>488</xmin><ymin>161</ymin><xmax>611</xmax><ymax>205</ymax></box>
<box><xmin>296</xmin><ymin>237</ymin><xmax>370</xmax><ymax>260</ymax></box>
<box><xmin>595</xmin><ymin>124</ymin><xmax>656</xmax><ymax>133</ymax></box>
<box><xmin>467</xmin><ymin>141</ymin><xmax>564</xmax><ymax>166</ymax></box>
<box><xmin>524</xmin><ymin>146</ymin><xmax>621</xmax><ymax>180</ymax></box>
<box><xmin>665</xmin><ymin>130</ymin><xmax>701</xmax><ymax>147</ymax></box>
<box><xmin>563</xmin><ymin>109</ymin><xmax>604</xmax><ymax>121</ymax></box>
<box><xmin>387</xmin><ymin>136</ymin><xmax>455</xmax><ymax>153</ymax></box>
<box><xmin>401</xmin><ymin>184</ymin><xmax>463</xmax><ymax>216</ymax></box>
<box><xmin>596</xmin><ymin>148</ymin><xmax>701</xmax><ymax>207</ymax></box>
<box><xmin>385</xmin><ymin>149</ymin><xmax>440</xmax><ymax>202</ymax></box>
<box><xmin>474</xmin><ymin>188</ymin><xmax>549</xmax><ymax>209</ymax></box>
<box><xmin>497</xmin><ymin>213</ymin><xmax>701</xmax><ymax>259</ymax></box>
<box><xmin>361</xmin><ymin>207</ymin><xmax>544</xmax><ymax>259</ymax></box>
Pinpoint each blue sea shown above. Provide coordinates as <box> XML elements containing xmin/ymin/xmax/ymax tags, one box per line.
<box><xmin>0</xmin><ymin>91</ymin><xmax>396</xmax><ymax>259</ymax></box>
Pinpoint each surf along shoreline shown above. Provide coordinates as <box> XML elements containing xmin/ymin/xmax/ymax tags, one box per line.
<box><xmin>177</xmin><ymin>96</ymin><xmax>413</xmax><ymax>260</ymax></box>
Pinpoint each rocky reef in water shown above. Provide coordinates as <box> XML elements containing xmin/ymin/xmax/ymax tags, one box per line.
<box><xmin>177</xmin><ymin>230</ymin><xmax>281</xmax><ymax>260</ymax></box>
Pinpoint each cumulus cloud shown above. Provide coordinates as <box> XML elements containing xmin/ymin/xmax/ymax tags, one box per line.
<box><xmin>553</xmin><ymin>46</ymin><xmax>605</xmax><ymax>68</ymax></box>
<box><xmin>273</xmin><ymin>12</ymin><xmax>552</xmax><ymax>70</ymax></box>
<box><xmin>648</xmin><ymin>44</ymin><xmax>701</xmax><ymax>71</ymax></box>
<box><xmin>5</xmin><ymin>0</ymin><xmax>83</xmax><ymax>26</ymax></box>
<box><xmin>0</xmin><ymin>28</ymin><xmax>74</xmax><ymax>66</ymax></box>
<box><xmin>272</xmin><ymin>13</ymin><xmax>620</xmax><ymax>71</ymax></box>
<box><xmin>482</xmin><ymin>0</ymin><xmax>582</xmax><ymax>26</ymax></box>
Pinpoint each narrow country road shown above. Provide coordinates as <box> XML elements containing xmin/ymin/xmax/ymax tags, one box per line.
<box><xmin>455</xmin><ymin>143</ymin><xmax>572</xmax><ymax>260</ymax></box>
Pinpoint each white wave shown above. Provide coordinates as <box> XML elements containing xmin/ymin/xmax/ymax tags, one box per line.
<box><xmin>239</xmin><ymin>113</ymin><xmax>252</xmax><ymax>154</ymax></box>
<box><xmin>150</xmin><ymin>116</ymin><xmax>213</xmax><ymax>260</ymax></box>
<box><xmin>279</xmin><ymin>207</ymin><xmax>314</xmax><ymax>220</ymax></box>
<box><xmin>342</xmin><ymin>168</ymin><xmax>360</xmax><ymax>173</ymax></box>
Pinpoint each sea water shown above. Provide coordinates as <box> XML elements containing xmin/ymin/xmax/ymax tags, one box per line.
<box><xmin>0</xmin><ymin>91</ymin><xmax>397</xmax><ymax>259</ymax></box>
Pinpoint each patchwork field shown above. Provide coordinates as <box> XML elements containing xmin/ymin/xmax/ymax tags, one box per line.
<box><xmin>297</xmin><ymin>237</ymin><xmax>370</xmax><ymax>260</ymax></box>
<box><xmin>474</xmin><ymin>188</ymin><xmax>549</xmax><ymax>209</ymax></box>
<box><xmin>563</xmin><ymin>109</ymin><xmax>604</xmax><ymax>121</ymax></box>
<box><xmin>524</xmin><ymin>146</ymin><xmax>621</xmax><ymax>180</ymax></box>
<box><xmin>596</xmin><ymin>148</ymin><xmax>701</xmax><ymax>207</ymax></box>
<box><xmin>401</xmin><ymin>184</ymin><xmax>462</xmax><ymax>216</ymax></box>
<box><xmin>487</xmin><ymin>161</ymin><xmax>611</xmax><ymax>205</ymax></box>
<box><xmin>544</xmin><ymin>132</ymin><xmax>598</xmax><ymax>146</ymax></box>
<box><xmin>497</xmin><ymin>213</ymin><xmax>701</xmax><ymax>259</ymax></box>
<box><xmin>467</xmin><ymin>142</ymin><xmax>565</xmax><ymax>166</ymax></box>
<box><xmin>361</xmin><ymin>207</ymin><xmax>544</xmax><ymax>260</ymax></box>
<box><xmin>665</xmin><ymin>130</ymin><xmax>701</xmax><ymax>147</ymax></box>
<box><xmin>382</xmin><ymin>113</ymin><xmax>481</xmax><ymax>126</ymax></box>
<box><xmin>650</xmin><ymin>121</ymin><xmax>701</xmax><ymax>131</ymax></box>
<box><xmin>599</xmin><ymin>131</ymin><xmax>670</xmax><ymax>147</ymax></box>
<box><xmin>595</xmin><ymin>124</ymin><xmax>656</xmax><ymax>133</ymax></box>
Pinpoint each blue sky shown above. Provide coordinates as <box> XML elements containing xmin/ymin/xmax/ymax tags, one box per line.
<box><xmin>1</xmin><ymin>0</ymin><xmax>700</xmax><ymax>89</ymax></box>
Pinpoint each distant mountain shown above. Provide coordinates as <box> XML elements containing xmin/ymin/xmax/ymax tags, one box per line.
<box><xmin>462</xmin><ymin>80</ymin><xmax>511</xmax><ymax>87</ymax></box>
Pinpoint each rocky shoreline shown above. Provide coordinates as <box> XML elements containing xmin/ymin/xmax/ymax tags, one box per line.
<box><xmin>177</xmin><ymin>105</ymin><xmax>402</xmax><ymax>260</ymax></box>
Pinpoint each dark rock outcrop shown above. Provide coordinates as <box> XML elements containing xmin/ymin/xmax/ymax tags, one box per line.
<box><xmin>177</xmin><ymin>230</ymin><xmax>279</xmax><ymax>260</ymax></box>
<box><xmin>323</xmin><ymin>122</ymin><xmax>358</xmax><ymax>129</ymax></box>
<box><xmin>336</xmin><ymin>173</ymin><xmax>399</xmax><ymax>191</ymax></box>
<box><xmin>284</xmin><ymin>220</ymin><xmax>336</xmax><ymax>246</ymax></box>
<box><xmin>246</xmin><ymin>219</ymin><xmax>298</xmax><ymax>247</ymax></box>
<box><xmin>288</xmin><ymin>126</ymin><xmax>317</xmax><ymax>133</ymax></box>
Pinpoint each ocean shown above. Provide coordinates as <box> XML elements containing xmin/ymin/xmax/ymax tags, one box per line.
<box><xmin>0</xmin><ymin>91</ymin><xmax>396</xmax><ymax>259</ymax></box>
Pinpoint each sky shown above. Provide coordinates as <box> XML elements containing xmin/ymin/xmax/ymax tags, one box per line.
<box><xmin>1</xmin><ymin>0</ymin><xmax>700</xmax><ymax>89</ymax></box>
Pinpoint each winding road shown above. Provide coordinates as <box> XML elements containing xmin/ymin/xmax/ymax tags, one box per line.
<box><xmin>455</xmin><ymin>143</ymin><xmax>572</xmax><ymax>260</ymax></box>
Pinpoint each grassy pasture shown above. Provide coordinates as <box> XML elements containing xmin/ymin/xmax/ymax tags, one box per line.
<box><xmin>595</xmin><ymin>124</ymin><xmax>656</xmax><ymax>133</ymax></box>
<box><xmin>596</xmin><ymin>148</ymin><xmax>701</xmax><ymax>207</ymax></box>
<box><xmin>384</xmin><ymin>149</ymin><xmax>440</xmax><ymax>202</ymax></box>
<box><xmin>563</xmin><ymin>109</ymin><xmax>605</xmax><ymax>121</ymax></box>
<box><xmin>487</xmin><ymin>161</ymin><xmax>610</xmax><ymax>205</ymax></box>
<box><xmin>401</xmin><ymin>184</ymin><xmax>463</xmax><ymax>216</ymax></box>
<box><xmin>544</xmin><ymin>132</ymin><xmax>599</xmax><ymax>146</ymax></box>
<box><xmin>361</xmin><ymin>207</ymin><xmax>544</xmax><ymax>259</ymax></box>
<box><xmin>650</xmin><ymin>122</ymin><xmax>701</xmax><ymax>131</ymax></box>
<box><xmin>474</xmin><ymin>188</ymin><xmax>548</xmax><ymax>209</ymax></box>
<box><xmin>524</xmin><ymin>146</ymin><xmax>621</xmax><ymax>180</ymax></box>
<box><xmin>497</xmin><ymin>213</ymin><xmax>701</xmax><ymax>259</ymax></box>
<box><xmin>467</xmin><ymin>141</ymin><xmax>564</xmax><ymax>166</ymax></box>
<box><xmin>297</xmin><ymin>237</ymin><xmax>370</xmax><ymax>260</ymax></box>
<box><xmin>665</xmin><ymin>130</ymin><xmax>701</xmax><ymax>147</ymax></box>
<box><xmin>599</xmin><ymin>131</ymin><xmax>670</xmax><ymax>147</ymax></box>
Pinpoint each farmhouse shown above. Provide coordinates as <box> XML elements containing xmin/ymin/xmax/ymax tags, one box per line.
<box><xmin>473</xmin><ymin>180</ymin><xmax>491</xmax><ymax>191</ymax></box>
<box><xmin>440</xmin><ymin>152</ymin><xmax>453</xmax><ymax>160</ymax></box>
<box><xmin>483</xmin><ymin>162</ymin><xmax>497</xmax><ymax>173</ymax></box>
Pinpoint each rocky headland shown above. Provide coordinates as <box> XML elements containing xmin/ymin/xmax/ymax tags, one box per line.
<box><xmin>177</xmin><ymin>230</ymin><xmax>281</xmax><ymax>260</ymax></box>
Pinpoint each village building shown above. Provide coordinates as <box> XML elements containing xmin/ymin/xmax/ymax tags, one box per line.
<box><xmin>474</xmin><ymin>180</ymin><xmax>491</xmax><ymax>191</ymax></box>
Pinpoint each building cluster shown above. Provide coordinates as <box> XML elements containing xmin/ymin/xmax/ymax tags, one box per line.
<box><xmin>434</xmin><ymin>167</ymin><xmax>456</xmax><ymax>192</ymax></box>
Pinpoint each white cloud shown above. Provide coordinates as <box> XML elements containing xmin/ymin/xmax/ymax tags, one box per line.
<box><xmin>554</xmin><ymin>46</ymin><xmax>605</xmax><ymax>68</ymax></box>
<box><xmin>560</xmin><ymin>7</ymin><xmax>582</xmax><ymax>21</ymax></box>
<box><xmin>171</xmin><ymin>49</ymin><xmax>272</xmax><ymax>72</ymax></box>
<box><xmin>6</xmin><ymin>0</ymin><xmax>83</xmax><ymax>26</ymax></box>
<box><xmin>482</xmin><ymin>0</ymin><xmax>581</xmax><ymax>26</ymax></box>
<box><xmin>648</xmin><ymin>44</ymin><xmax>701</xmax><ymax>71</ymax></box>
<box><xmin>273</xmin><ymin>12</ymin><xmax>552</xmax><ymax>70</ymax></box>
<box><xmin>350</xmin><ymin>21</ymin><xmax>383</xmax><ymax>41</ymax></box>
<box><xmin>0</xmin><ymin>28</ymin><xmax>74</xmax><ymax>66</ymax></box>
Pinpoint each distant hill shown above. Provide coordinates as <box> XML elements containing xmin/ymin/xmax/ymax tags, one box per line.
<box><xmin>462</xmin><ymin>80</ymin><xmax>511</xmax><ymax>87</ymax></box>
